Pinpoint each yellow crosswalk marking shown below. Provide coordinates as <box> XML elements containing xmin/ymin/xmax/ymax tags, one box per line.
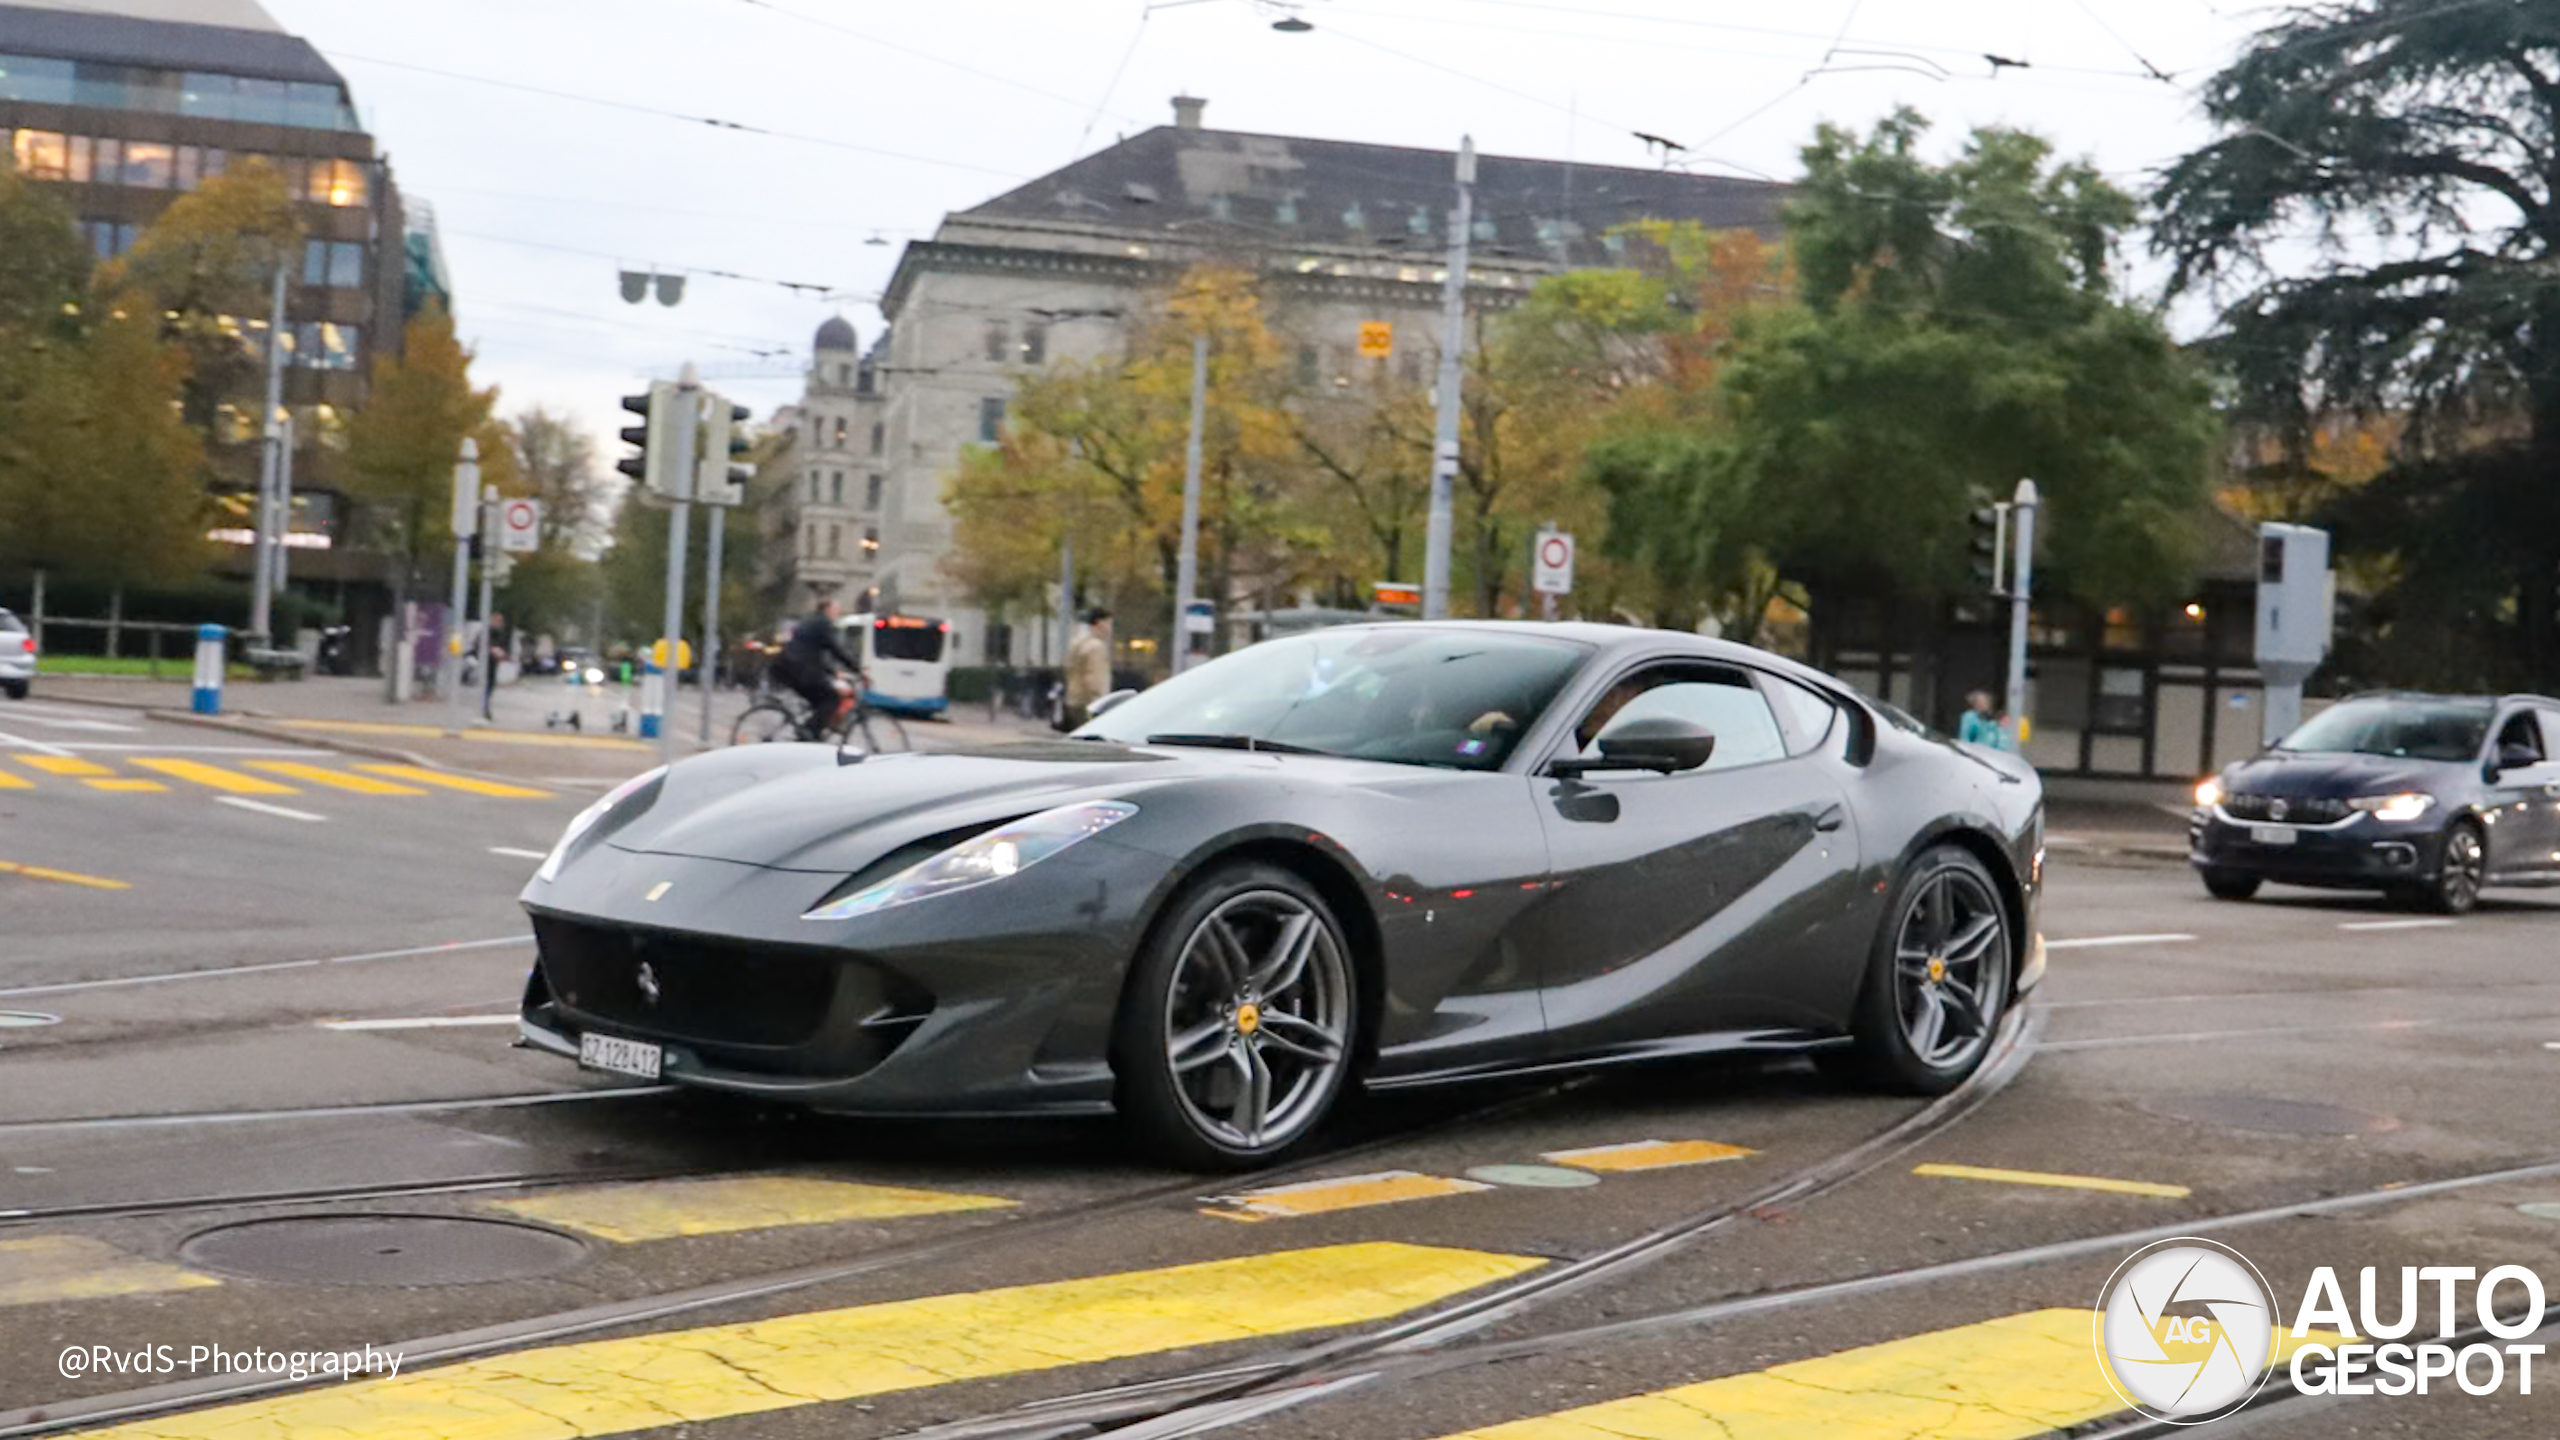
<box><xmin>129</xmin><ymin>757</ymin><xmax>301</xmax><ymax>795</ymax></box>
<box><xmin>1913</xmin><ymin>1163</ymin><xmax>2192</xmax><ymax>1199</ymax></box>
<box><xmin>0</xmin><ymin>1235</ymin><xmax>219</xmax><ymax>1307</ymax></box>
<box><xmin>0</xmin><ymin>859</ymin><xmax>130</xmax><ymax>890</ymax></box>
<box><xmin>245</xmin><ymin>761</ymin><xmax>429</xmax><ymax>795</ymax></box>
<box><xmin>72</xmin><ymin>1242</ymin><xmax>1543</xmax><ymax>1440</ymax></box>
<box><xmin>493</xmin><ymin>1176</ymin><xmax>1016</xmax><ymax>1242</ymax></box>
<box><xmin>19</xmin><ymin>755</ymin><xmax>110</xmax><ymax>776</ymax></box>
<box><xmin>354</xmin><ymin>764</ymin><xmax>550</xmax><ymax>799</ymax></box>
<box><xmin>85</xmin><ymin>777</ymin><xmax>167</xmax><ymax>793</ymax></box>
<box><xmin>1202</xmin><ymin>1170</ymin><xmax>1490</xmax><ymax>1222</ymax></box>
<box><xmin>1432</xmin><ymin>1310</ymin><xmax>2345</xmax><ymax>1439</ymax></box>
<box><xmin>1545</xmin><ymin>1139</ymin><xmax>1757</xmax><ymax>1173</ymax></box>
<box><xmin>0</xmin><ymin>763</ymin><xmax>28</xmax><ymax>788</ymax></box>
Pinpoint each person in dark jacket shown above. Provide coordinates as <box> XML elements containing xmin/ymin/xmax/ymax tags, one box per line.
<box><xmin>771</xmin><ymin>598</ymin><xmax>862</xmax><ymax>738</ymax></box>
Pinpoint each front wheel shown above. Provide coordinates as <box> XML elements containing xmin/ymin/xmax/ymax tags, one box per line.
<box><xmin>730</xmin><ymin>701</ymin><xmax>800</xmax><ymax>745</ymax></box>
<box><xmin>847</xmin><ymin>709</ymin><xmax>910</xmax><ymax>753</ymax></box>
<box><xmin>2201</xmin><ymin>868</ymin><xmax>2261</xmax><ymax>901</ymax></box>
<box><xmin>1839</xmin><ymin>845</ymin><xmax>2013</xmax><ymax>1094</ymax></box>
<box><xmin>1113</xmin><ymin>862</ymin><xmax>1359</xmax><ymax>1169</ymax></box>
<box><xmin>2411</xmin><ymin>821</ymin><xmax>2486</xmax><ymax>915</ymax></box>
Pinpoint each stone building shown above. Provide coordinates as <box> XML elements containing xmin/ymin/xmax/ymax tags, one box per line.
<box><xmin>774</xmin><ymin>316</ymin><xmax>887</xmax><ymax>606</ymax></box>
<box><xmin>867</xmin><ymin>95</ymin><xmax>1790</xmax><ymax>667</ymax></box>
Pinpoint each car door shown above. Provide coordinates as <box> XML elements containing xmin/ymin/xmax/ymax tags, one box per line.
<box><xmin>1525</xmin><ymin>659</ymin><xmax>1865</xmax><ymax>1056</ymax></box>
<box><xmin>2485</xmin><ymin>707</ymin><xmax>2560</xmax><ymax>879</ymax></box>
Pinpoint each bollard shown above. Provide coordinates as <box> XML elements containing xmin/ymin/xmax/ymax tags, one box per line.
<box><xmin>190</xmin><ymin>624</ymin><xmax>227</xmax><ymax>714</ymax></box>
<box><xmin>637</xmin><ymin>660</ymin><xmax>664</xmax><ymax>740</ymax></box>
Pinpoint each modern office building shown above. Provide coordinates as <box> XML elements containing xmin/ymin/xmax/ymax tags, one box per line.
<box><xmin>1</xmin><ymin>0</ymin><xmax>411</xmax><ymax>602</ymax></box>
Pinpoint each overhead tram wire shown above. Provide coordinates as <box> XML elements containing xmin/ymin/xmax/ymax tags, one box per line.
<box><xmin>726</xmin><ymin>0</ymin><xmax>1148</xmax><ymax>126</ymax></box>
<box><xmin>440</xmin><ymin>228</ymin><xmax>843</xmax><ymax>296</ymax></box>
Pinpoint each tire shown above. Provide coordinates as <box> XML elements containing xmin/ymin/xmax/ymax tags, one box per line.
<box><xmin>849</xmin><ymin>710</ymin><xmax>911</xmax><ymax>753</ymax></box>
<box><xmin>1</xmin><ymin>680</ymin><xmax>24</xmax><ymax>700</ymax></box>
<box><xmin>1113</xmin><ymin>861</ymin><xmax>1359</xmax><ymax>1170</ymax></box>
<box><xmin>1840</xmin><ymin>845</ymin><xmax>2014</xmax><ymax>1095</ymax></box>
<box><xmin>730</xmin><ymin>701</ymin><xmax>800</xmax><ymax>745</ymax></box>
<box><xmin>2201</xmin><ymin>868</ymin><xmax>2261</xmax><ymax>901</ymax></box>
<box><xmin>2412</xmin><ymin>821</ymin><xmax>2486</xmax><ymax>915</ymax></box>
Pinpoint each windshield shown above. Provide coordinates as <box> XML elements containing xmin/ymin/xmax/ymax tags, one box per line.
<box><xmin>2277</xmin><ymin>698</ymin><xmax>2491</xmax><ymax>762</ymax></box>
<box><xmin>1079</xmin><ymin>628</ymin><xmax>1590</xmax><ymax>771</ymax></box>
<box><xmin>869</xmin><ymin>618</ymin><xmax>945</xmax><ymax>664</ymax></box>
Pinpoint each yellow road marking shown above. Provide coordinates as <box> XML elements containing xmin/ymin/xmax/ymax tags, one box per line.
<box><xmin>1433</xmin><ymin>1310</ymin><xmax>2346</xmax><ymax>1439</ymax></box>
<box><xmin>1912</xmin><ymin>1163</ymin><xmax>2192</xmax><ymax>1199</ymax></box>
<box><xmin>353</xmin><ymin>764</ymin><xmax>551</xmax><ymax>798</ymax></box>
<box><xmin>282</xmin><ymin>718</ymin><xmax>652</xmax><ymax>753</ymax></box>
<box><xmin>73</xmin><ymin>1242</ymin><xmax>1543</xmax><ymax>1440</ymax></box>
<box><xmin>0</xmin><ymin>763</ymin><xmax>28</xmax><ymax>788</ymax></box>
<box><xmin>245</xmin><ymin>761</ymin><xmax>429</xmax><ymax>795</ymax></box>
<box><xmin>19</xmin><ymin>755</ymin><xmax>110</xmax><ymax>776</ymax></box>
<box><xmin>0</xmin><ymin>859</ymin><xmax>130</xmax><ymax>891</ymax></box>
<box><xmin>129</xmin><ymin>757</ymin><xmax>301</xmax><ymax>795</ymax></box>
<box><xmin>493</xmin><ymin>1176</ymin><xmax>1016</xmax><ymax>1243</ymax></box>
<box><xmin>0</xmin><ymin>1235</ymin><xmax>219</xmax><ymax>1307</ymax></box>
<box><xmin>1545</xmin><ymin>1139</ymin><xmax>1757</xmax><ymax>1172</ymax></box>
<box><xmin>84</xmin><ymin>777</ymin><xmax>167</xmax><ymax>793</ymax></box>
<box><xmin>1202</xmin><ymin>1169</ymin><xmax>1491</xmax><ymax>1221</ymax></box>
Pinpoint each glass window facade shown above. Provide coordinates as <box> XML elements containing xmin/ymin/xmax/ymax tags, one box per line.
<box><xmin>302</xmin><ymin>238</ymin><xmax>362</xmax><ymax>287</ymax></box>
<box><xmin>977</xmin><ymin>397</ymin><xmax>1005</xmax><ymax>443</ymax></box>
<box><xmin>10</xmin><ymin>129</ymin><xmax>367</xmax><ymax>206</ymax></box>
<box><xmin>290</xmin><ymin>320</ymin><xmax>359</xmax><ymax>370</ymax></box>
<box><xmin>0</xmin><ymin>53</ymin><xmax>357</xmax><ymax>131</ymax></box>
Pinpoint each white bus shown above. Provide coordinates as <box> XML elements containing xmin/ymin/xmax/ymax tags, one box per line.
<box><xmin>838</xmin><ymin>611</ymin><xmax>951</xmax><ymax>717</ymax></box>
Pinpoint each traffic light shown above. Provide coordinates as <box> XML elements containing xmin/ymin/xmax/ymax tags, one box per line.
<box><xmin>617</xmin><ymin>382</ymin><xmax>683</xmax><ymax>500</ymax></box>
<box><xmin>1968</xmin><ymin>503</ymin><xmax>2009</xmax><ymax>596</ymax></box>
<box><xmin>695</xmin><ymin>398</ymin><xmax>752</xmax><ymax>507</ymax></box>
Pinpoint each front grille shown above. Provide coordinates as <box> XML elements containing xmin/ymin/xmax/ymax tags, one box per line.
<box><xmin>534</xmin><ymin>916</ymin><xmax>838</xmax><ymax>1048</ymax></box>
<box><xmin>2222</xmin><ymin>794</ymin><xmax>2351</xmax><ymax>825</ymax></box>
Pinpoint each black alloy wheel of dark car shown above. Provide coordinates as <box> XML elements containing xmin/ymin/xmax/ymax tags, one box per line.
<box><xmin>1843</xmin><ymin>845</ymin><xmax>2013</xmax><ymax>1093</ymax></box>
<box><xmin>2201</xmin><ymin>868</ymin><xmax>2262</xmax><ymax>901</ymax></box>
<box><xmin>1114</xmin><ymin>861</ymin><xmax>1358</xmax><ymax>1169</ymax></box>
<box><xmin>2409</xmin><ymin>820</ymin><xmax>2487</xmax><ymax>915</ymax></box>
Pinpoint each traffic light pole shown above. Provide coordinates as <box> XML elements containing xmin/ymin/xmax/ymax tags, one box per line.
<box><xmin>699</xmin><ymin>502</ymin><xmax>724</xmax><ymax>745</ymax></box>
<box><xmin>443</xmin><ymin>437</ymin><xmax>479</xmax><ymax>734</ymax></box>
<box><xmin>475</xmin><ymin>484</ymin><xmax>498</xmax><ymax>721</ymax></box>
<box><xmin>657</xmin><ymin>365</ymin><xmax>702</xmax><ymax>767</ymax></box>
<box><xmin>1171</xmin><ymin>332</ymin><xmax>1208</xmax><ymax>672</ymax></box>
<box><xmin>1421</xmin><ymin>136</ymin><xmax>1476</xmax><ymax>622</ymax></box>
<box><xmin>2004</xmin><ymin>478</ymin><xmax>2038</xmax><ymax>750</ymax></box>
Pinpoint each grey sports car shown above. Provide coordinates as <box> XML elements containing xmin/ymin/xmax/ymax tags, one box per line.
<box><xmin>518</xmin><ymin>622</ymin><xmax>2047</xmax><ymax>1167</ymax></box>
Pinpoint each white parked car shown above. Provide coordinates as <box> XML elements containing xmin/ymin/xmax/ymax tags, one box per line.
<box><xmin>0</xmin><ymin>609</ymin><xmax>32</xmax><ymax>700</ymax></box>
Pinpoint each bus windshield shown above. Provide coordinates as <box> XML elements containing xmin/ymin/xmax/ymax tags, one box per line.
<box><xmin>868</xmin><ymin>616</ymin><xmax>945</xmax><ymax>664</ymax></box>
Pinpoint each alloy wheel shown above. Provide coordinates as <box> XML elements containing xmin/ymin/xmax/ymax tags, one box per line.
<box><xmin>1891</xmin><ymin>865</ymin><xmax>2009</xmax><ymax>1071</ymax></box>
<box><xmin>2440</xmin><ymin>826</ymin><xmax>2485</xmax><ymax>911</ymax></box>
<box><xmin>1162</xmin><ymin>888</ymin><xmax>1352</xmax><ymax>1152</ymax></box>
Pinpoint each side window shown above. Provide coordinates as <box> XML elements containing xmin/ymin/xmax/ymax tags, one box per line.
<box><xmin>1765</xmin><ymin>675</ymin><xmax>1840</xmax><ymax>757</ymax></box>
<box><xmin>2498</xmin><ymin>710</ymin><xmax>2548</xmax><ymax>763</ymax></box>
<box><xmin>1572</xmin><ymin>665</ymin><xmax>1789</xmax><ymax>773</ymax></box>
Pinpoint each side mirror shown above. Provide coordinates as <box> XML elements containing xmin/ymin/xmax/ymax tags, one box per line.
<box><xmin>1553</xmin><ymin>716</ymin><xmax>1716</xmax><ymax>777</ymax></box>
<box><xmin>2493</xmin><ymin>743</ymin><xmax>2541</xmax><ymax>776</ymax></box>
<box><xmin>1087</xmin><ymin>687</ymin><xmax>1138</xmax><ymax>720</ymax></box>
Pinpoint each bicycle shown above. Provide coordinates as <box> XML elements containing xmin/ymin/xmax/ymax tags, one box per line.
<box><xmin>730</xmin><ymin>672</ymin><xmax>910</xmax><ymax>752</ymax></box>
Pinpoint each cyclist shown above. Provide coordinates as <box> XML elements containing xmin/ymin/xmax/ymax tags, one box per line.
<box><xmin>771</xmin><ymin>598</ymin><xmax>863</xmax><ymax>740</ymax></box>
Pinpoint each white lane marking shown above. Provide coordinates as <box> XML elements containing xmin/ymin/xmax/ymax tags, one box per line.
<box><xmin>2044</xmin><ymin>932</ymin><xmax>2199</xmax><ymax>950</ymax></box>
<box><xmin>0</xmin><ymin>711</ymin><xmax>140</xmax><ymax>732</ymax></box>
<box><xmin>2544</xmin><ymin>1042</ymin><xmax>2560</xmax><ymax>1051</ymax></box>
<box><xmin>2338</xmin><ymin>917</ymin><xmax>2458</xmax><ymax>931</ymax></box>
<box><xmin>488</xmin><ymin>846</ymin><xmax>548</xmax><ymax>860</ymax></box>
<box><xmin>0</xmin><ymin>725</ymin><xmax>75</xmax><ymax>758</ymax></box>
<box><xmin>0</xmin><ymin>935</ymin><xmax>533</xmax><ymax>999</ymax></box>
<box><xmin>215</xmin><ymin>795</ymin><xmax>327</xmax><ymax>823</ymax></box>
<box><xmin>318</xmin><ymin>1014</ymin><xmax>519</xmax><ymax>1031</ymax></box>
<box><xmin>0</xmin><ymin>1085</ymin><xmax>673</xmax><ymax>1134</ymax></box>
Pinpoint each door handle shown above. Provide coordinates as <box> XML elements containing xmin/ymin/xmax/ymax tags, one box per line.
<box><xmin>1814</xmin><ymin>804</ymin><xmax>1847</xmax><ymax>833</ymax></box>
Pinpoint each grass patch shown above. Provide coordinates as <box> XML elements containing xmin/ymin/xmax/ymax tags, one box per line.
<box><xmin>37</xmin><ymin>653</ymin><xmax>255</xmax><ymax>679</ymax></box>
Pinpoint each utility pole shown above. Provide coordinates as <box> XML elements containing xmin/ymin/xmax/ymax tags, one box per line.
<box><xmin>1421</xmin><ymin>135</ymin><xmax>1476</xmax><ymax>621</ymax></box>
<box><xmin>657</xmin><ymin>364</ymin><xmax>703</xmax><ymax>766</ymax></box>
<box><xmin>474</xmin><ymin>482</ymin><xmax>497</xmax><ymax>721</ymax></box>
<box><xmin>248</xmin><ymin>264</ymin><xmax>287</xmax><ymax>645</ymax></box>
<box><xmin>698</xmin><ymin>501</ymin><xmax>724</xmax><ymax>744</ymax></box>
<box><xmin>442</xmin><ymin>436</ymin><xmax>479</xmax><ymax>732</ymax></box>
<box><xmin>1171</xmin><ymin>331</ymin><xmax>1208</xmax><ymax>671</ymax></box>
<box><xmin>2004</xmin><ymin>478</ymin><xmax>2038</xmax><ymax>750</ymax></box>
<box><xmin>268</xmin><ymin>412</ymin><xmax>295</xmax><ymax>627</ymax></box>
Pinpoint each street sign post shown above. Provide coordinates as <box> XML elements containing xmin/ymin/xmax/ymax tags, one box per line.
<box><xmin>1357</xmin><ymin>321</ymin><xmax>1393</xmax><ymax>359</ymax></box>
<box><xmin>498</xmin><ymin>498</ymin><xmax>542</xmax><ymax>554</ymax></box>
<box><xmin>1531</xmin><ymin>528</ymin><xmax>1575</xmax><ymax>609</ymax></box>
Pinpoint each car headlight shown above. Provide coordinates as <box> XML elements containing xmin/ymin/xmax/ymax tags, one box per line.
<box><xmin>2348</xmin><ymin>792</ymin><xmax>2434</xmax><ymax>823</ymax></box>
<box><xmin>536</xmin><ymin>765</ymin><xmax>666</xmax><ymax>882</ymax></box>
<box><xmin>2194</xmin><ymin>777</ymin><xmax>2224</xmax><ymax>809</ymax></box>
<box><xmin>803</xmin><ymin>800</ymin><xmax>1137</xmax><ymax>921</ymax></box>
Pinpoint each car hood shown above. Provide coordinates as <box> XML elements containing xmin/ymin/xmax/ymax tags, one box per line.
<box><xmin>2220</xmin><ymin>750</ymin><xmax>2456</xmax><ymax>799</ymax></box>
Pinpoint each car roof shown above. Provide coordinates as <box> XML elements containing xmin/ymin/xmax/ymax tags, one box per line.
<box><xmin>2338</xmin><ymin>689</ymin><xmax>2560</xmax><ymax>708</ymax></box>
<box><xmin>1297</xmin><ymin>620</ymin><xmax>1845</xmax><ymax>691</ymax></box>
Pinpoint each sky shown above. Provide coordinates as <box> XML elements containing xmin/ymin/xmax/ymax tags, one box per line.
<box><xmin>252</xmin><ymin>0</ymin><xmax>2267</xmax><ymax>455</ymax></box>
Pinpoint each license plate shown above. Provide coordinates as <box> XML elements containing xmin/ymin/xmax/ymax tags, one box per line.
<box><xmin>2248</xmin><ymin>824</ymin><xmax>2296</xmax><ymax>846</ymax></box>
<box><xmin>579</xmin><ymin>1031</ymin><xmax>661</xmax><ymax>1079</ymax></box>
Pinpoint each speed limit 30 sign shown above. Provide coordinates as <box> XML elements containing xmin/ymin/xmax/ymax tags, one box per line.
<box><xmin>1532</xmin><ymin>529</ymin><xmax>1574</xmax><ymax>595</ymax></box>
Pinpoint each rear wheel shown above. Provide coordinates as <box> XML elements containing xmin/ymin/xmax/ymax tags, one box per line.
<box><xmin>1841</xmin><ymin>845</ymin><xmax>2012</xmax><ymax>1094</ymax></box>
<box><xmin>1114</xmin><ymin>862</ymin><xmax>1358</xmax><ymax>1169</ymax></box>
<box><xmin>730</xmin><ymin>701</ymin><xmax>800</xmax><ymax>745</ymax></box>
<box><xmin>2201</xmin><ymin>868</ymin><xmax>2261</xmax><ymax>901</ymax></box>
<box><xmin>1</xmin><ymin>680</ymin><xmax>23</xmax><ymax>700</ymax></box>
<box><xmin>2412</xmin><ymin>821</ymin><xmax>2485</xmax><ymax>914</ymax></box>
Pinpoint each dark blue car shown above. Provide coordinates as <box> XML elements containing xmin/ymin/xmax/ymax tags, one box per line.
<box><xmin>2190</xmin><ymin>692</ymin><xmax>2560</xmax><ymax>912</ymax></box>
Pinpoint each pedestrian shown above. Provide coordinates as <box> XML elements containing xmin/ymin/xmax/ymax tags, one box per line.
<box><xmin>1063</xmin><ymin>606</ymin><xmax>1112</xmax><ymax>730</ymax></box>
<box><xmin>1958</xmin><ymin>689</ymin><xmax>2010</xmax><ymax>749</ymax></box>
<box><xmin>480</xmin><ymin>611</ymin><xmax>509</xmax><ymax>721</ymax></box>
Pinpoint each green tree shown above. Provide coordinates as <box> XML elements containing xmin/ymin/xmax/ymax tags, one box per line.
<box><xmin>2152</xmin><ymin>0</ymin><xmax>2560</xmax><ymax>688</ymax></box>
<box><xmin>57</xmin><ymin>298</ymin><xmax>211</xmax><ymax>605</ymax></box>
<box><xmin>103</xmin><ymin>160</ymin><xmax>301</xmax><ymax>439</ymax></box>
<box><xmin>343</xmin><ymin>305</ymin><xmax>494</xmax><ymax>593</ymax></box>
<box><xmin>0</xmin><ymin>164</ymin><xmax>90</xmax><ymax>336</ymax></box>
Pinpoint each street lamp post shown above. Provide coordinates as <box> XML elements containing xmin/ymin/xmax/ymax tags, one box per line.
<box><xmin>1421</xmin><ymin>136</ymin><xmax>1476</xmax><ymax>621</ymax></box>
<box><xmin>442</xmin><ymin>436</ymin><xmax>479</xmax><ymax>733</ymax></box>
<box><xmin>1170</xmin><ymin>331</ymin><xmax>1209</xmax><ymax>671</ymax></box>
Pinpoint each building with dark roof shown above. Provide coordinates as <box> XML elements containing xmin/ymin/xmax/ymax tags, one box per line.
<box><xmin>865</xmin><ymin>95</ymin><xmax>1790</xmax><ymax>667</ymax></box>
<box><xmin>2</xmin><ymin>0</ymin><xmax>413</xmax><ymax>609</ymax></box>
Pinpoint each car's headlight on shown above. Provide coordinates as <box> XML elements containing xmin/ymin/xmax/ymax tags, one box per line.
<box><xmin>2194</xmin><ymin>777</ymin><xmax>2224</xmax><ymax>809</ymax></box>
<box><xmin>2349</xmin><ymin>792</ymin><xmax>2435</xmax><ymax>823</ymax></box>
<box><xmin>803</xmin><ymin>800</ymin><xmax>1137</xmax><ymax>922</ymax></box>
<box><xmin>536</xmin><ymin>765</ymin><xmax>666</xmax><ymax>882</ymax></box>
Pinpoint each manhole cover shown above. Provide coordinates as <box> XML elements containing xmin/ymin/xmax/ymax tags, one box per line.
<box><xmin>0</xmin><ymin>1012</ymin><xmax>60</xmax><ymax>1028</ymax></box>
<box><xmin>1464</xmin><ymin>1164</ymin><xmax>1601</xmax><ymax>1189</ymax></box>
<box><xmin>180</xmin><ymin>1214</ymin><xmax>587</xmax><ymax>1286</ymax></box>
<box><xmin>2136</xmin><ymin>1093</ymin><xmax>2396</xmax><ymax>1137</ymax></box>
